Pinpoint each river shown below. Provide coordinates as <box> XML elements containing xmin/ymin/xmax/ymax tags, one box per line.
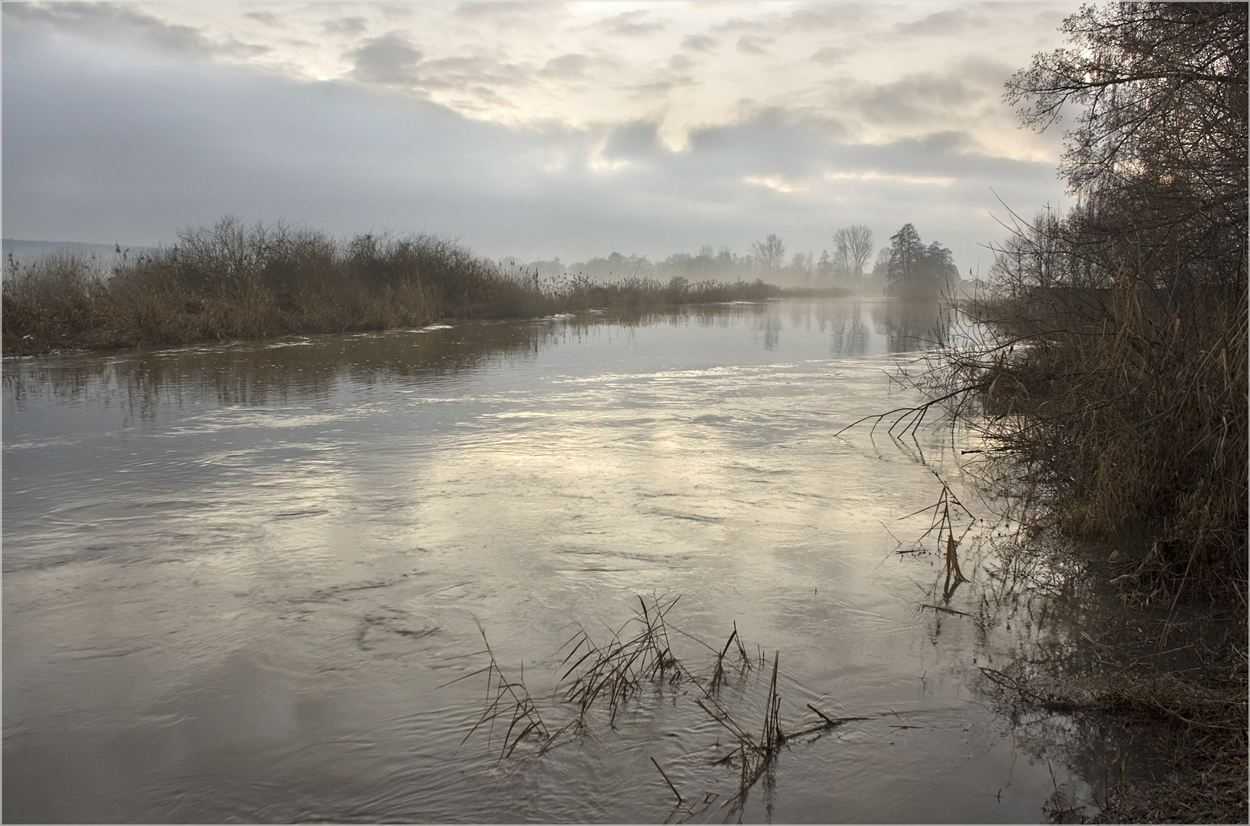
<box><xmin>3</xmin><ymin>298</ymin><xmax>1122</xmax><ymax>822</ymax></box>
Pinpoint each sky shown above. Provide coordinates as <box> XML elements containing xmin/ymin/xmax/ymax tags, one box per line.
<box><xmin>2</xmin><ymin>1</ymin><xmax>1081</xmax><ymax>274</ymax></box>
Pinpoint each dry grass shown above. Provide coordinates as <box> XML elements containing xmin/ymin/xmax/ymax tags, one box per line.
<box><xmin>443</xmin><ymin>620</ymin><xmax>571</xmax><ymax>763</ymax></box>
<box><xmin>3</xmin><ymin>221</ymin><xmax>449</xmax><ymax>353</ymax></box>
<box><xmin>557</xmin><ymin>594</ymin><xmax>693</xmax><ymax>726</ymax></box>
<box><xmin>3</xmin><ymin>218</ymin><xmax>803</xmax><ymax>356</ymax></box>
<box><xmin>531</xmin><ymin>271</ymin><xmax>785</xmax><ymax>316</ymax></box>
<box><xmin>872</xmin><ymin>220</ymin><xmax>1247</xmax><ymax>616</ymax></box>
<box><xmin>450</xmin><ymin>594</ymin><xmax>857</xmax><ymax>815</ymax></box>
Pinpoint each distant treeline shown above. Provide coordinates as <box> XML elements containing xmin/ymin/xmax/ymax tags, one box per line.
<box><xmin>516</xmin><ymin>243</ymin><xmax>818</xmax><ymax>289</ymax></box>
<box><xmin>517</xmin><ymin>224</ymin><xmax>964</xmax><ymax>299</ymax></box>
<box><xmin>2</xmin><ymin>218</ymin><xmax>837</xmax><ymax>356</ymax></box>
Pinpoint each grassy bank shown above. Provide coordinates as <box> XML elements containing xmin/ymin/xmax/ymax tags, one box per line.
<box><xmin>903</xmin><ymin>0</ymin><xmax>1247</xmax><ymax>625</ymax></box>
<box><xmin>899</xmin><ymin>6</ymin><xmax>1247</xmax><ymax>820</ymax></box>
<box><xmin>2</xmin><ymin>218</ymin><xmax>813</xmax><ymax>356</ymax></box>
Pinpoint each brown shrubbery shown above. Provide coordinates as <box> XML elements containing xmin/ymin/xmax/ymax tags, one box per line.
<box><xmin>2</xmin><ymin>218</ymin><xmax>792</xmax><ymax>356</ymax></box>
<box><xmin>916</xmin><ymin>2</ymin><xmax>1247</xmax><ymax>606</ymax></box>
<box><xmin>3</xmin><ymin>219</ymin><xmax>449</xmax><ymax>353</ymax></box>
<box><xmin>936</xmin><ymin>213</ymin><xmax>1248</xmax><ymax>604</ymax></box>
<box><xmin>901</xmin><ymin>9</ymin><xmax>1247</xmax><ymax>817</ymax></box>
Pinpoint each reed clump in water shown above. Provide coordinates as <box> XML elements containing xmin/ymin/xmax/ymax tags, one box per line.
<box><xmin>447</xmin><ymin>619</ymin><xmax>576</xmax><ymax>763</ymax></box>
<box><xmin>558</xmin><ymin>594</ymin><xmax>693</xmax><ymax>726</ymax></box>
<box><xmin>451</xmin><ymin>594</ymin><xmax>848</xmax><ymax>813</ymax></box>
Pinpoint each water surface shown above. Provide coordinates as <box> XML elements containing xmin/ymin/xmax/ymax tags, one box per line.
<box><xmin>5</xmin><ymin>299</ymin><xmax>1116</xmax><ymax>822</ymax></box>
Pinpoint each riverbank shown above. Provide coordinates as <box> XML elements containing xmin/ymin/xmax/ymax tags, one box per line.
<box><xmin>3</xmin><ymin>219</ymin><xmax>845</xmax><ymax>357</ymax></box>
<box><xmin>975</xmin><ymin>541</ymin><xmax>1247</xmax><ymax>823</ymax></box>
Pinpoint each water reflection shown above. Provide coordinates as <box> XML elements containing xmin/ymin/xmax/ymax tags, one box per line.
<box><xmin>3</xmin><ymin>299</ymin><xmax>942</xmax><ymax>424</ymax></box>
<box><xmin>815</xmin><ymin>299</ymin><xmax>870</xmax><ymax>356</ymax></box>
<box><xmin>3</xmin><ymin>297</ymin><xmax>1118</xmax><ymax>823</ymax></box>
<box><xmin>3</xmin><ymin>321</ymin><xmax>552</xmax><ymax>422</ymax></box>
<box><xmin>872</xmin><ymin>300</ymin><xmax>954</xmax><ymax>352</ymax></box>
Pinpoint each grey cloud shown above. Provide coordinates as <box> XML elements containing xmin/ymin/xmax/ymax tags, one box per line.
<box><xmin>453</xmin><ymin>2</ymin><xmax>536</xmax><ymax>18</ymax></box>
<box><xmin>681</xmin><ymin>34</ymin><xmax>719</xmax><ymax>51</ymax></box>
<box><xmin>2</xmin><ymin>2</ymin><xmax>268</xmax><ymax>60</ymax></box>
<box><xmin>668</xmin><ymin>55</ymin><xmax>692</xmax><ymax>72</ymax></box>
<box><xmin>540</xmin><ymin>54</ymin><xmax>593</xmax><ymax>80</ymax></box>
<box><xmin>879</xmin><ymin>130</ymin><xmax>987</xmax><ymax>164</ymax></box>
<box><xmin>596</xmin><ymin>10</ymin><xmax>666</xmax><ymax>38</ymax></box>
<box><xmin>602</xmin><ymin>120</ymin><xmax>665</xmax><ymax>163</ymax></box>
<box><xmin>4</xmin><ymin>21</ymin><xmax>568</xmax><ymax>248</ymax></box>
<box><xmin>452</xmin><ymin>84</ymin><xmax>518</xmax><ymax>115</ymax></box>
<box><xmin>324</xmin><ymin>16</ymin><xmax>369</xmax><ymax>35</ymax></box>
<box><xmin>736</xmin><ymin>35</ymin><xmax>774</xmax><ymax>56</ymax></box>
<box><xmin>412</xmin><ymin>56</ymin><xmax>533</xmax><ymax>92</ymax></box>
<box><xmin>784</xmin><ymin>3</ymin><xmax>877</xmax><ymax>31</ymax></box>
<box><xmin>895</xmin><ymin>8</ymin><xmax>985</xmax><ymax>37</ymax></box>
<box><xmin>618</xmin><ymin>76</ymin><xmax>696</xmax><ymax>100</ymax></box>
<box><xmin>677</xmin><ymin>110</ymin><xmax>1013</xmax><ymax>195</ymax></box>
<box><xmin>552</xmin><ymin>108</ymin><xmax>1031</xmax><ymax>263</ymax></box>
<box><xmin>950</xmin><ymin>56</ymin><xmax>1016</xmax><ymax>87</ymax></box>
<box><xmin>827</xmin><ymin>68</ymin><xmax>1000</xmax><ymax>131</ymax></box>
<box><xmin>810</xmin><ymin>46</ymin><xmax>850</xmax><ymax>65</ymax></box>
<box><xmin>243</xmin><ymin>11</ymin><xmax>279</xmax><ymax>27</ymax></box>
<box><xmin>3</xmin><ymin>11</ymin><xmax>1065</xmax><ymax>270</ymax></box>
<box><xmin>686</xmin><ymin>109</ymin><xmax>851</xmax><ymax>179</ymax></box>
<box><xmin>665</xmin><ymin>110</ymin><xmax>1054</xmax><ymax>263</ymax></box>
<box><xmin>1029</xmin><ymin>7</ymin><xmax>1069</xmax><ymax>31</ymax></box>
<box><xmin>348</xmin><ymin>32</ymin><xmax>423</xmax><ymax>85</ymax></box>
<box><xmin>450</xmin><ymin>2</ymin><xmax>568</xmax><ymax>35</ymax></box>
<box><xmin>711</xmin><ymin>17</ymin><xmax>760</xmax><ymax>34</ymax></box>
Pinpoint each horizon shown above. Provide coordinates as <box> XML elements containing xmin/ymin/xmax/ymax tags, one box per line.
<box><xmin>3</xmin><ymin>1</ymin><xmax>1079</xmax><ymax>277</ymax></box>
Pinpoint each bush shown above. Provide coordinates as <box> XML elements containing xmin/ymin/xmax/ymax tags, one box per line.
<box><xmin>2</xmin><ymin>219</ymin><xmax>802</xmax><ymax>355</ymax></box>
<box><xmin>913</xmin><ymin>3</ymin><xmax>1247</xmax><ymax>604</ymax></box>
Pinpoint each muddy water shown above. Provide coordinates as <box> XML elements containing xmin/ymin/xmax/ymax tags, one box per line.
<box><xmin>5</xmin><ymin>299</ymin><xmax>1118</xmax><ymax>823</ymax></box>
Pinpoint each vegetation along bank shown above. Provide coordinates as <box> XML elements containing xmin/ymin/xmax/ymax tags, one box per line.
<box><xmin>903</xmin><ymin>4</ymin><xmax>1246</xmax><ymax>821</ymax></box>
<box><xmin>2</xmin><ymin>220</ymin><xmax>817</xmax><ymax>357</ymax></box>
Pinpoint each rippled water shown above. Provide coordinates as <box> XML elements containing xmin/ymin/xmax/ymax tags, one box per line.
<box><xmin>4</xmin><ymin>299</ymin><xmax>1119</xmax><ymax>822</ymax></box>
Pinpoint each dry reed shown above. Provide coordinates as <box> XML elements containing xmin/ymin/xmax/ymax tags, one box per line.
<box><xmin>443</xmin><ymin>619</ymin><xmax>571</xmax><ymax>762</ymax></box>
<box><xmin>451</xmin><ymin>594</ymin><xmax>864</xmax><ymax>814</ymax></box>
<box><xmin>557</xmin><ymin>593</ymin><xmax>691</xmax><ymax>726</ymax></box>
<box><xmin>3</xmin><ymin>218</ymin><xmax>804</xmax><ymax>356</ymax></box>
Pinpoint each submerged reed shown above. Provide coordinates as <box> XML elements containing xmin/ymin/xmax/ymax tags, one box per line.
<box><xmin>450</xmin><ymin>594</ymin><xmax>856</xmax><ymax>813</ymax></box>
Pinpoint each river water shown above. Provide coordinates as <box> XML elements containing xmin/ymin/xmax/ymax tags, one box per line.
<box><xmin>4</xmin><ymin>299</ymin><xmax>1122</xmax><ymax>823</ymax></box>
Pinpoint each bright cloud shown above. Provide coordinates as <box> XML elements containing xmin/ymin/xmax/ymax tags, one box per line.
<box><xmin>2</xmin><ymin>1</ymin><xmax>1079</xmax><ymax>270</ymax></box>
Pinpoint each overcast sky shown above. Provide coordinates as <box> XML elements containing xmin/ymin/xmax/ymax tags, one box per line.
<box><xmin>3</xmin><ymin>1</ymin><xmax>1080</xmax><ymax>272</ymax></box>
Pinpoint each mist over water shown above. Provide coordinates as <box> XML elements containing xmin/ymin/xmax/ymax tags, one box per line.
<box><xmin>4</xmin><ymin>299</ymin><xmax>1121</xmax><ymax>822</ymax></box>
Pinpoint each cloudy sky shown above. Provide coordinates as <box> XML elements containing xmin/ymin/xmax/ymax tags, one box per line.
<box><xmin>3</xmin><ymin>1</ymin><xmax>1080</xmax><ymax>272</ymax></box>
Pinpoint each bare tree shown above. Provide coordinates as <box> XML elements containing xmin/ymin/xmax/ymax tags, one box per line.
<box><xmin>751</xmin><ymin>234</ymin><xmax>786</xmax><ymax>272</ymax></box>
<box><xmin>899</xmin><ymin>2</ymin><xmax>1249</xmax><ymax>601</ymax></box>
<box><xmin>833</xmin><ymin>225</ymin><xmax>874</xmax><ymax>292</ymax></box>
<box><xmin>1006</xmin><ymin>2</ymin><xmax>1247</xmax><ymax>290</ymax></box>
